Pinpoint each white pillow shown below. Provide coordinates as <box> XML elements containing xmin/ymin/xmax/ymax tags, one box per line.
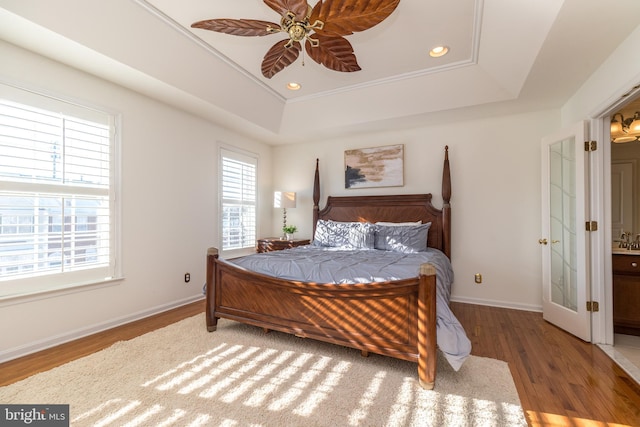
<box><xmin>313</xmin><ymin>220</ymin><xmax>375</xmax><ymax>249</ymax></box>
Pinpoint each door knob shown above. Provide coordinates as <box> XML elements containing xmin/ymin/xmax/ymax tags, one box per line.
<box><xmin>538</xmin><ymin>238</ymin><xmax>548</xmax><ymax>245</ymax></box>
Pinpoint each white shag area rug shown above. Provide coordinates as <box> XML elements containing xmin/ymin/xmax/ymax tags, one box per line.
<box><xmin>0</xmin><ymin>314</ymin><xmax>527</xmax><ymax>426</ymax></box>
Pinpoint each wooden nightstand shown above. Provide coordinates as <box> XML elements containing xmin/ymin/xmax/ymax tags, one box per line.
<box><xmin>256</xmin><ymin>238</ymin><xmax>310</xmax><ymax>253</ymax></box>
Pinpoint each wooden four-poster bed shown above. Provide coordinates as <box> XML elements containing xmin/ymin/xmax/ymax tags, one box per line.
<box><xmin>205</xmin><ymin>146</ymin><xmax>458</xmax><ymax>389</ymax></box>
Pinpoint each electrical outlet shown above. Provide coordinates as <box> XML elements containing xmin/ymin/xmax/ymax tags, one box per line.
<box><xmin>184</xmin><ymin>273</ymin><xmax>190</xmax><ymax>283</ymax></box>
<box><xmin>474</xmin><ymin>273</ymin><xmax>482</xmax><ymax>284</ymax></box>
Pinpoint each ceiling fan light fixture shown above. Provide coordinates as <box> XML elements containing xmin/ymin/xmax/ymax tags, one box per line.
<box><xmin>287</xmin><ymin>82</ymin><xmax>301</xmax><ymax>91</ymax></box>
<box><xmin>429</xmin><ymin>46</ymin><xmax>449</xmax><ymax>57</ymax></box>
<box><xmin>191</xmin><ymin>0</ymin><xmax>401</xmax><ymax>78</ymax></box>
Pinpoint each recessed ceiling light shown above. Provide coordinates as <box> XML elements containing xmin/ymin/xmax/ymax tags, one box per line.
<box><xmin>429</xmin><ymin>46</ymin><xmax>449</xmax><ymax>58</ymax></box>
<box><xmin>287</xmin><ymin>82</ymin><xmax>301</xmax><ymax>91</ymax></box>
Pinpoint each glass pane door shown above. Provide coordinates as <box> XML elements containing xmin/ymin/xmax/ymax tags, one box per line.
<box><xmin>541</xmin><ymin>121</ymin><xmax>590</xmax><ymax>342</ymax></box>
<box><xmin>549</xmin><ymin>138</ymin><xmax>577</xmax><ymax>311</ymax></box>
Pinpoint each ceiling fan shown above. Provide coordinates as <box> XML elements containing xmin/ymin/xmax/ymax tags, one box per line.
<box><xmin>191</xmin><ymin>0</ymin><xmax>401</xmax><ymax>79</ymax></box>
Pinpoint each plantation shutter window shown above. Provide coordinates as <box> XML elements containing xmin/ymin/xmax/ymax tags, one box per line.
<box><xmin>220</xmin><ymin>148</ymin><xmax>257</xmax><ymax>252</ymax></box>
<box><xmin>0</xmin><ymin>83</ymin><xmax>117</xmax><ymax>297</ymax></box>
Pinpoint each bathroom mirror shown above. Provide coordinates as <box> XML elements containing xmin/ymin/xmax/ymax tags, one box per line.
<box><xmin>611</xmin><ymin>98</ymin><xmax>640</xmax><ymax>243</ymax></box>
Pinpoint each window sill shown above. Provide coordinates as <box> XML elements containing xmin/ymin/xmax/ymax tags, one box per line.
<box><xmin>0</xmin><ymin>277</ymin><xmax>124</xmax><ymax>307</ymax></box>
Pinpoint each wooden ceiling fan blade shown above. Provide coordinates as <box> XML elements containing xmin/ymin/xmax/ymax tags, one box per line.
<box><xmin>262</xmin><ymin>40</ymin><xmax>301</xmax><ymax>78</ymax></box>
<box><xmin>310</xmin><ymin>0</ymin><xmax>400</xmax><ymax>36</ymax></box>
<box><xmin>305</xmin><ymin>35</ymin><xmax>361</xmax><ymax>73</ymax></box>
<box><xmin>264</xmin><ymin>0</ymin><xmax>309</xmax><ymax>21</ymax></box>
<box><xmin>191</xmin><ymin>19</ymin><xmax>279</xmax><ymax>36</ymax></box>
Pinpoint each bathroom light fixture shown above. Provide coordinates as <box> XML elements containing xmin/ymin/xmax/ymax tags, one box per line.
<box><xmin>274</xmin><ymin>191</ymin><xmax>296</xmax><ymax>232</ymax></box>
<box><xmin>611</xmin><ymin>112</ymin><xmax>640</xmax><ymax>143</ymax></box>
<box><xmin>429</xmin><ymin>46</ymin><xmax>449</xmax><ymax>57</ymax></box>
<box><xmin>287</xmin><ymin>82</ymin><xmax>301</xmax><ymax>90</ymax></box>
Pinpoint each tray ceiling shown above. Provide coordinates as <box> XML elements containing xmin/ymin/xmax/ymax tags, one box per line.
<box><xmin>0</xmin><ymin>0</ymin><xmax>639</xmax><ymax>144</ymax></box>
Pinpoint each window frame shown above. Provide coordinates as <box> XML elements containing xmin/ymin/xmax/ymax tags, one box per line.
<box><xmin>218</xmin><ymin>145</ymin><xmax>258</xmax><ymax>258</ymax></box>
<box><xmin>0</xmin><ymin>82</ymin><xmax>121</xmax><ymax>301</ymax></box>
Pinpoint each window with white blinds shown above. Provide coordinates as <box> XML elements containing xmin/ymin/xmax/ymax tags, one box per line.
<box><xmin>220</xmin><ymin>148</ymin><xmax>257</xmax><ymax>252</ymax></box>
<box><xmin>0</xmin><ymin>85</ymin><xmax>116</xmax><ymax>297</ymax></box>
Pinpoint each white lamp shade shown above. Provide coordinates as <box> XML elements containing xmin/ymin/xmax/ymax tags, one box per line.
<box><xmin>627</xmin><ymin>118</ymin><xmax>640</xmax><ymax>137</ymax></box>
<box><xmin>610</xmin><ymin>120</ymin><xmax>624</xmax><ymax>138</ymax></box>
<box><xmin>274</xmin><ymin>191</ymin><xmax>296</xmax><ymax>208</ymax></box>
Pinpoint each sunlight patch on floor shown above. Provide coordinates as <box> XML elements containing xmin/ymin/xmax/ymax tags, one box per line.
<box><xmin>387</xmin><ymin>376</ymin><xmax>418</xmax><ymax>425</ymax></box>
<box><xmin>120</xmin><ymin>404</ymin><xmax>163</xmax><ymax>427</ymax></box>
<box><xmin>293</xmin><ymin>360</ymin><xmax>351</xmax><ymax>416</ymax></box>
<box><xmin>471</xmin><ymin>398</ymin><xmax>498</xmax><ymax>425</ymax></box>
<box><xmin>140</xmin><ymin>343</ymin><xmax>227</xmax><ymax>388</ymax></box>
<box><xmin>348</xmin><ymin>370</ymin><xmax>387</xmax><ymax>425</ymax></box>
<box><xmin>93</xmin><ymin>400</ymin><xmax>141</xmax><ymax>427</ymax></box>
<box><xmin>527</xmin><ymin>411</ymin><xmax>633</xmax><ymax>427</ymax></box>
<box><xmin>153</xmin><ymin>409</ymin><xmax>187</xmax><ymax>427</ymax></box>
<box><xmin>266</xmin><ymin>353</ymin><xmax>326</xmax><ymax>411</ymax></box>
<box><xmin>243</xmin><ymin>352</ymin><xmax>316</xmax><ymax>408</ymax></box>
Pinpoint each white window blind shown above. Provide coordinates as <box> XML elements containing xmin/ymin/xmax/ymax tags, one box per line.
<box><xmin>0</xmin><ymin>85</ymin><xmax>116</xmax><ymax>297</ymax></box>
<box><xmin>220</xmin><ymin>148</ymin><xmax>257</xmax><ymax>251</ymax></box>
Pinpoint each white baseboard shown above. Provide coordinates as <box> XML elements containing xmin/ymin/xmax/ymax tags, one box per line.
<box><xmin>0</xmin><ymin>295</ymin><xmax>204</xmax><ymax>363</ymax></box>
<box><xmin>451</xmin><ymin>295</ymin><xmax>542</xmax><ymax>313</ymax></box>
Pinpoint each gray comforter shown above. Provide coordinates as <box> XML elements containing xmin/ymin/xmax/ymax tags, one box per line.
<box><xmin>228</xmin><ymin>246</ymin><xmax>471</xmax><ymax>370</ymax></box>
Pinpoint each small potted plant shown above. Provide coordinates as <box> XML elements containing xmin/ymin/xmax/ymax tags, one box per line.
<box><xmin>282</xmin><ymin>225</ymin><xmax>297</xmax><ymax>240</ymax></box>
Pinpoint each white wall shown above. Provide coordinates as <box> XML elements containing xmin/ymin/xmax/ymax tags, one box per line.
<box><xmin>0</xmin><ymin>40</ymin><xmax>273</xmax><ymax>361</ymax></box>
<box><xmin>273</xmin><ymin>110</ymin><xmax>559</xmax><ymax>310</ymax></box>
<box><xmin>562</xmin><ymin>25</ymin><xmax>640</xmax><ymax>123</ymax></box>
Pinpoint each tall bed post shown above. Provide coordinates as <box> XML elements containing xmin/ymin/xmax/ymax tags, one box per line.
<box><xmin>417</xmin><ymin>263</ymin><xmax>438</xmax><ymax>389</ymax></box>
<box><xmin>442</xmin><ymin>146</ymin><xmax>452</xmax><ymax>259</ymax></box>
<box><xmin>312</xmin><ymin>158</ymin><xmax>320</xmax><ymax>238</ymax></box>
<box><xmin>205</xmin><ymin>247</ymin><xmax>219</xmax><ymax>332</ymax></box>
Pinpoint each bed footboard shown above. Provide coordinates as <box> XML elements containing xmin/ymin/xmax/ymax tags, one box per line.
<box><xmin>205</xmin><ymin>247</ymin><xmax>438</xmax><ymax>389</ymax></box>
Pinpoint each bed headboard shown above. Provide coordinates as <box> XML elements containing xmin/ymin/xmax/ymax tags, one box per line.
<box><xmin>312</xmin><ymin>146</ymin><xmax>452</xmax><ymax>259</ymax></box>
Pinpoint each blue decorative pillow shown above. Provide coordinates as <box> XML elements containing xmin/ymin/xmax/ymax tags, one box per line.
<box><xmin>313</xmin><ymin>220</ymin><xmax>375</xmax><ymax>249</ymax></box>
<box><xmin>374</xmin><ymin>222</ymin><xmax>432</xmax><ymax>253</ymax></box>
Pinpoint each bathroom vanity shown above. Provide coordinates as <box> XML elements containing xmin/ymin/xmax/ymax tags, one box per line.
<box><xmin>613</xmin><ymin>250</ymin><xmax>640</xmax><ymax>336</ymax></box>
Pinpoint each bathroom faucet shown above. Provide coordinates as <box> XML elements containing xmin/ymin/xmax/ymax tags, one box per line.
<box><xmin>619</xmin><ymin>232</ymin><xmax>640</xmax><ymax>250</ymax></box>
<box><xmin>620</xmin><ymin>232</ymin><xmax>630</xmax><ymax>248</ymax></box>
<box><xmin>619</xmin><ymin>232</ymin><xmax>627</xmax><ymax>248</ymax></box>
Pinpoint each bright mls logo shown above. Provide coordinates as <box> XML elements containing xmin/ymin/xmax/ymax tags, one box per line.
<box><xmin>1</xmin><ymin>405</ymin><xmax>69</xmax><ymax>426</ymax></box>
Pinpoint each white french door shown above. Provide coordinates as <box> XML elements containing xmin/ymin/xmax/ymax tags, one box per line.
<box><xmin>540</xmin><ymin>121</ymin><xmax>592</xmax><ymax>342</ymax></box>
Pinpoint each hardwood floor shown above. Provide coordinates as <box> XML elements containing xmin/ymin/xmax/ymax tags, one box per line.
<box><xmin>0</xmin><ymin>301</ymin><xmax>204</xmax><ymax>387</ymax></box>
<box><xmin>1</xmin><ymin>301</ymin><xmax>640</xmax><ymax>426</ymax></box>
<box><xmin>451</xmin><ymin>302</ymin><xmax>640</xmax><ymax>427</ymax></box>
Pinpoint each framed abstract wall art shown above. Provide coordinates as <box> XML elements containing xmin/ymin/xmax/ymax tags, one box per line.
<box><xmin>344</xmin><ymin>144</ymin><xmax>404</xmax><ymax>189</ymax></box>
